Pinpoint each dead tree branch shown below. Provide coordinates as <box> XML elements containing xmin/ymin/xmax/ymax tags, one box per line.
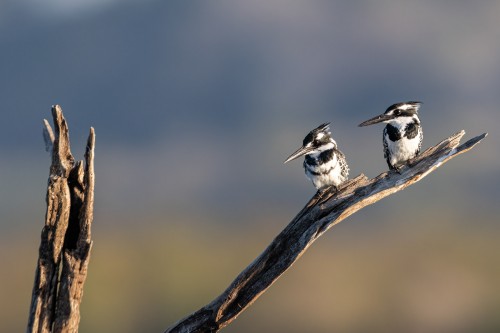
<box><xmin>165</xmin><ymin>130</ymin><xmax>487</xmax><ymax>333</ymax></box>
<box><xmin>27</xmin><ymin>105</ymin><xmax>95</xmax><ymax>333</ymax></box>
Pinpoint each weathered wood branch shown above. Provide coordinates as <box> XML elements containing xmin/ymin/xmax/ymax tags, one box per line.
<box><xmin>165</xmin><ymin>130</ymin><xmax>487</xmax><ymax>333</ymax></box>
<box><xmin>27</xmin><ymin>105</ymin><xmax>95</xmax><ymax>333</ymax></box>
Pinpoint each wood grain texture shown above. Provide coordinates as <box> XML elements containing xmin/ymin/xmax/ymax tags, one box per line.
<box><xmin>165</xmin><ymin>130</ymin><xmax>487</xmax><ymax>333</ymax></box>
<box><xmin>27</xmin><ymin>106</ymin><xmax>95</xmax><ymax>333</ymax></box>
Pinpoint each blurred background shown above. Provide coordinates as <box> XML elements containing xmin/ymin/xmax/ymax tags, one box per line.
<box><xmin>1</xmin><ymin>1</ymin><xmax>499</xmax><ymax>332</ymax></box>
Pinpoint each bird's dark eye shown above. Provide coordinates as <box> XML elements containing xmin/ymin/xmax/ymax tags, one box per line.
<box><xmin>395</xmin><ymin>109</ymin><xmax>401</xmax><ymax>115</ymax></box>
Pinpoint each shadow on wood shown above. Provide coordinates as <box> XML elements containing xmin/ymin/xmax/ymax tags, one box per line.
<box><xmin>165</xmin><ymin>130</ymin><xmax>487</xmax><ymax>333</ymax></box>
<box><xmin>27</xmin><ymin>105</ymin><xmax>95</xmax><ymax>333</ymax></box>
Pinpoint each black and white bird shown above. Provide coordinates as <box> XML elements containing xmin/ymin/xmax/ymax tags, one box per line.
<box><xmin>284</xmin><ymin>122</ymin><xmax>349</xmax><ymax>190</ymax></box>
<box><xmin>359</xmin><ymin>101</ymin><xmax>423</xmax><ymax>172</ymax></box>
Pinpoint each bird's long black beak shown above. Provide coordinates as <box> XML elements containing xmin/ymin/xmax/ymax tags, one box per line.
<box><xmin>358</xmin><ymin>113</ymin><xmax>393</xmax><ymax>127</ymax></box>
<box><xmin>284</xmin><ymin>146</ymin><xmax>314</xmax><ymax>164</ymax></box>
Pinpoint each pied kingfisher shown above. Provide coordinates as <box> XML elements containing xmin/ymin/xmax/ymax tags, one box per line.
<box><xmin>284</xmin><ymin>122</ymin><xmax>349</xmax><ymax>190</ymax></box>
<box><xmin>359</xmin><ymin>101</ymin><xmax>423</xmax><ymax>172</ymax></box>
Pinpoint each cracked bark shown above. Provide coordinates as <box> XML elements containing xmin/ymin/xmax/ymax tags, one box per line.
<box><xmin>165</xmin><ymin>130</ymin><xmax>487</xmax><ymax>333</ymax></box>
<box><xmin>27</xmin><ymin>105</ymin><xmax>95</xmax><ymax>333</ymax></box>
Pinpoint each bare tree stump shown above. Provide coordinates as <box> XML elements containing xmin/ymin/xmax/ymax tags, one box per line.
<box><xmin>165</xmin><ymin>130</ymin><xmax>487</xmax><ymax>333</ymax></box>
<box><xmin>27</xmin><ymin>105</ymin><xmax>95</xmax><ymax>333</ymax></box>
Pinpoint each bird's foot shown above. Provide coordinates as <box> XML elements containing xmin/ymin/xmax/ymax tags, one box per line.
<box><xmin>391</xmin><ymin>164</ymin><xmax>404</xmax><ymax>174</ymax></box>
<box><xmin>309</xmin><ymin>186</ymin><xmax>327</xmax><ymax>204</ymax></box>
<box><xmin>315</xmin><ymin>184</ymin><xmax>341</xmax><ymax>204</ymax></box>
<box><xmin>407</xmin><ymin>158</ymin><xmax>419</xmax><ymax>169</ymax></box>
<box><xmin>315</xmin><ymin>187</ymin><xmax>329</xmax><ymax>200</ymax></box>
